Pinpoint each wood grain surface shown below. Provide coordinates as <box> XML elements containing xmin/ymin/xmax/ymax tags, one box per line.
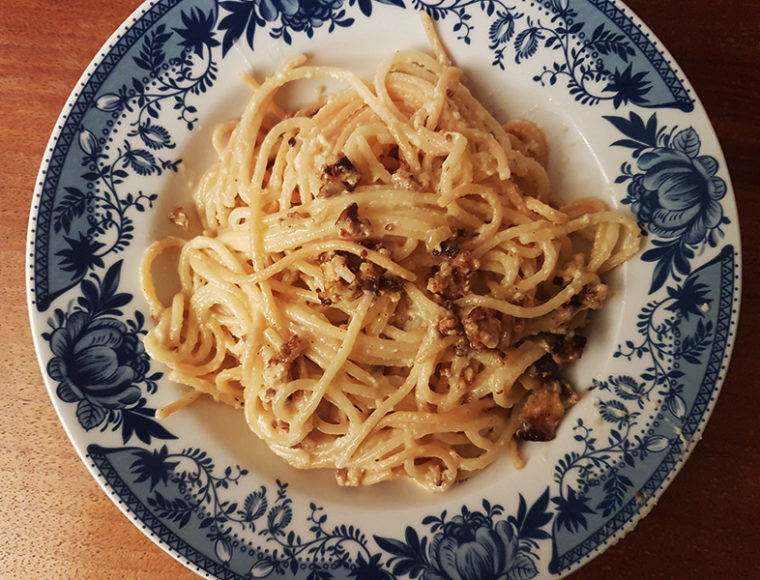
<box><xmin>1</xmin><ymin>1</ymin><xmax>757</xmax><ymax>578</ymax></box>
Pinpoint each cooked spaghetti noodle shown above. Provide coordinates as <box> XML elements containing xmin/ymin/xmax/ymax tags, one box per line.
<box><xmin>141</xmin><ymin>17</ymin><xmax>640</xmax><ymax>492</ymax></box>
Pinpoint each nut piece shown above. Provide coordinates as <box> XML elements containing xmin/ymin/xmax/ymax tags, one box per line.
<box><xmin>514</xmin><ymin>382</ymin><xmax>566</xmax><ymax>441</ymax></box>
<box><xmin>168</xmin><ymin>207</ymin><xmax>189</xmax><ymax>230</ymax></box>
<box><xmin>545</xmin><ymin>333</ymin><xmax>587</xmax><ymax>364</ymax></box>
<box><xmin>262</xmin><ymin>335</ymin><xmax>304</xmax><ymax>387</ymax></box>
<box><xmin>427</xmin><ymin>250</ymin><xmax>479</xmax><ymax>300</ymax></box>
<box><xmin>321</xmin><ymin>156</ymin><xmax>361</xmax><ymax>196</ymax></box>
<box><xmin>335</xmin><ymin>203</ymin><xmax>370</xmax><ymax>239</ymax></box>
<box><xmin>461</xmin><ymin>306</ymin><xmax>502</xmax><ymax>350</ymax></box>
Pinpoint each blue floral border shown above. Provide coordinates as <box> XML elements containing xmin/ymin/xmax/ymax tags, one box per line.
<box><xmin>550</xmin><ymin>245</ymin><xmax>736</xmax><ymax>571</ymax></box>
<box><xmin>32</xmin><ymin>0</ymin><xmax>697</xmax><ymax>311</ymax></box>
<box><xmin>89</xmin><ymin>444</ymin><xmax>248</xmax><ymax>580</ymax></box>
<box><xmin>32</xmin><ymin>0</ymin><xmax>183</xmax><ymax>311</ymax></box>
<box><xmin>587</xmin><ymin>0</ymin><xmax>692</xmax><ymax>110</ymax></box>
<box><xmin>79</xmin><ymin>244</ymin><xmax>736</xmax><ymax>579</ymax></box>
<box><xmin>30</xmin><ymin>1</ymin><xmax>738</xmax><ymax>578</ymax></box>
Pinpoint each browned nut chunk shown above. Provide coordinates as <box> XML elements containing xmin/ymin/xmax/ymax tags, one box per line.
<box><xmin>427</xmin><ymin>250</ymin><xmax>479</xmax><ymax>300</ymax></box>
<box><xmin>262</xmin><ymin>335</ymin><xmax>304</xmax><ymax>386</ymax></box>
<box><xmin>335</xmin><ymin>202</ymin><xmax>370</xmax><ymax>239</ymax></box>
<box><xmin>437</xmin><ymin>314</ymin><xmax>463</xmax><ymax>337</ymax></box>
<box><xmin>571</xmin><ymin>282</ymin><xmax>608</xmax><ymax>310</ymax></box>
<box><xmin>321</xmin><ymin>156</ymin><xmax>361</xmax><ymax>196</ymax></box>
<box><xmin>546</xmin><ymin>333</ymin><xmax>587</xmax><ymax>364</ymax></box>
<box><xmin>461</xmin><ymin>306</ymin><xmax>502</xmax><ymax>350</ymax></box>
<box><xmin>168</xmin><ymin>207</ymin><xmax>189</xmax><ymax>230</ymax></box>
<box><xmin>514</xmin><ymin>382</ymin><xmax>566</xmax><ymax>441</ymax></box>
<box><xmin>318</xmin><ymin>252</ymin><xmax>359</xmax><ymax>303</ymax></box>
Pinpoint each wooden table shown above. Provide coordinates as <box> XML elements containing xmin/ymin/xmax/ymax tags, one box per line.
<box><xmin>1</xmin><ymin>1</ymin><xmax>757</xmax><ymax>578</ymax></box>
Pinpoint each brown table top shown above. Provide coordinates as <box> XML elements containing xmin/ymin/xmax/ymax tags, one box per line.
<box><xmin>1</xmin><ymin>1</ymin><xmax>758</xmax><ymax>578</ymax></box>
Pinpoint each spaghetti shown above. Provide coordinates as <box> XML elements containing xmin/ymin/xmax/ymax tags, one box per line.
<box><xmin>141</xmin><ymin>18</ymin><xmax>640</xmax><ymax>492</ymax></box>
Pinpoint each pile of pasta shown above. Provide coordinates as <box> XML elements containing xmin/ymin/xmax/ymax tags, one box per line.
<box><xmin>141</xmin><ymin>20</ymin><xmax>640</xmax><ymax>492</ymax></box>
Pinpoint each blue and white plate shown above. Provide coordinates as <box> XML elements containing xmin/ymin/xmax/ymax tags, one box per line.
<box><xmin>27</xmin><ymin>1</ymin><xmax>741</xmax><ymax>578</ymax></box>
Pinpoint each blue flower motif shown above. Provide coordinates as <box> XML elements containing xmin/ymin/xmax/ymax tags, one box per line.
<box><xmin>489</xmin><ymin>10</ymin><xmax>520</xmax><ymax>46</ymax></box>
<box><xmin>598</xmin><ymin>400</ymin><xmax>631</xmax><ymax>427</ymax></box>
<box><xmin>607</xmin><ymin>114</ymin><xmax>730</xmax><ymax>292</ymax></box>
<box><xmin>349</xmin><ymin>553</ymin><xmax>394</xmax><ymax>580</ymax></box>
<box><xmin>249</xmin><ymin>558</ymin><xmax>276</xmax><ymax>577</ymax></box>
<box><xmin>133</xmin><ymin>120</ymin><xmax>175</xmax><ymax>151</ymax></box>
<box><xmin>243</xmin><ymin>486</ymin><xmax>269</xmax><ymax>523</ymax></box>
<box><xmin>47</xmin><ymin>311</ymin><xmax>145</xmax><ymax>413</ymax></box>
<box><xmin>260</xmin><ymin>0</ymin><xmax>299</xmax><ymax>22</ymax></box>
<box><xmin>215</xmin><ymin>536</ymin><xmax>233</xmax><ymax>563</ymax></box>
<box><xmin>427</xmin><ymin>517</ymin><xmax>519</xmax><ymax>580</ymax></box>
<box><xmin>423</xmin><ymin>520</ymin><xmax>517</xmax><ymax>580</ymax></box>
<box><xmin>267</xmin><ymin>502</ymin><xmax>294</xmax><ymax>535</ymax></box>
<box><xmin>627</xmin><ymin>130</ymin><xmax>726</xmax><ymax>246</ymax></box>
<box><xmin>642</xmin><ymin>435</ymin><xmax>670</xmax><ymax>453</ymax></box>
<box><xmin>131</xmin><ymin>445</ymin><xmax>180</xmax><ymax>489</ymax></box>
<box><xmin>604</xmin><ymin>63</ymin><xmax>652</xmax><ymax>108</ymax></box>
<box><xmin>665</xmin><ymin>277</ymin><xmax>711</xmax><ymax>320</ymax></box>
<box><xmin>609</xmin><ymin>375</ymin><xmax>647</xmax><ymax>408</ymax></box>
<box><xmin>173</xmin><ymin>7</ymin><xmax>220</xmax><ymax>56</ymax></box>
<box><xmin>217</xmin><ymin>0</ymin><xmax>353</xmax><ymax>53</ymax></box>
<box><xmin>377</xmin><ymin>492</ymin><xmax>549</xmax><ymax>580</ymax></box>
<box><xmin>95</xmin><ymin>92</ymin><xmax>127</xmax><ymax>112</ymax></box>
<box><xmin>79</xmin><ymin>128</ymin><xmax>99</xmax><ymax>155</ymax></box>
<box><xmin>56</xmin><ymin>233</ymin><xmax>106</xmax><ymax>278</ymax></box>
<box><xmin>551</xmin><ymin>488</ymin><xmax>593</xmax><ymax>533</ymax></box>
<box><xmin>514</xmin><ymin>25</ymin><xmax>543</xmax><ymax>63</ymax></box>
<box><xmin>281</xmin><ymin>0</ymin><xmax>345</xmax><ymax>35</ymax></box>
<box><xmin>123</xmin><ymin>144</ymin><xmax>158</xmax><ymax>176</ymax></box>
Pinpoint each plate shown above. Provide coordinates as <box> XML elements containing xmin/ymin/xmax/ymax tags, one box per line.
<box><xmin>27</xmin><ymin>1</ymin><xmax>741</xmax><ymax>578</ymax></box>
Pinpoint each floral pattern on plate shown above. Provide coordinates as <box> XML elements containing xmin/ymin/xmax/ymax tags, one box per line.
<box><xmin>29</xmin><ymin>1</ymin><xmax>739</xmax><ymax>578</ymax></box>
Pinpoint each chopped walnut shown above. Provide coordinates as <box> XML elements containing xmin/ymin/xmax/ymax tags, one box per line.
<box><xmin>437</xmin><ymin>314</ymin><xmax>462</xmax><ymax>337</ymax></box>
<box><xmin>335</xmin><ymin>202</ymin><xmax>370</xmax><ymax>239</ymax></box>
<box><xmin>432</xmin><ymin>239</ymin><xmax>460</xmax><ymax>258</ymax></box>
<box><xmin>273</xmin><ymin>335</ymin><xmax>302</xmax><ymax>364</ymax></box>
<box><xmin>318</xmin><ymin>250</ymin><xmax>399</xmax><ymax>301</ymax></box>
<box><xmin>514</xmin><ymin>382</ymin><xmax>566</xmax><ymax>441</ymax></box>
<box><xmin>515</xmin><ymin>356</ymin><xmax>579</xmax><ymax>441</ymax></box>
<box><xmin>262</xmin><ymin>335</ymin><xmax>304</xmax><ymax>387</ymax></box>
<box><xmin>437</xmin><ymin>313</ymin><xmax>470</xmax><ymax>355</ymax></box>
<box><xmin>461</xmin><ymin>306</ymin><xmax>502</xmax><ymax>350</ymax></box>
<box><xmin>571</xmin><ymin>282</ymin><xmax>608</xmax><ymax>310</ymax></box>
<box><xmin>319</xmin><ymin>252</ymin><xmax>359</xmax><ymax>303</ymax></box>
<box><xmin>355</xmin><ymin>260</ymin><xmax>400</xmax><ymax>295</ymax></box>
<box><xmin>168</xmin><ymin>207</ymin><xmax>189</xmax><ymax>230</ymax></box>
<box><xmin>544</xmin><ymin>333</ymin><xmax>587</xmax><ymax>364</ymax></box>
<box><xmin>439</xmin><ymin>362</ymin><xmax>477</xmax><ymax>394</ymax></box>
<box><xmin>427</xmin><ymin>250</ymin><xmax>479</xmax><ymax>300</ymax></box>
<box><xmin>357</xmin><ymin>261</ymin><xmax>380</xmax><ymax>291</ymax></box>
<box><xmin>320</xmin><ymin>156</ymin><xmax>361</xmax><ymax>196</ymax></box>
